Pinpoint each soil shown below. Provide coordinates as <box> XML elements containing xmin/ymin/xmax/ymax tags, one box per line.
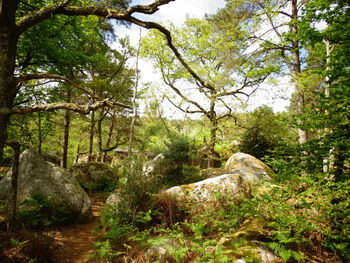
<box><xmin>52</xmin><ymin>194</ymin><xmax>106</xmax><ymax>263</ymax></box>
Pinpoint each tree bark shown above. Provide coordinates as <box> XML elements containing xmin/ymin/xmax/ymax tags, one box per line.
<box><xmin>97</xmin><ymin>109</ymin><xmax>104</xmax><ymax>162</ymax></box>
<box><xmin>0</xmin><ymin>0</ymin><xmax>19</xmax><ymax>164</ymax></box>
<box><xmin>103</xmin><ymin>112</ymin><xmax>116</xmax><ymax>162</ymax></box>
<box><xmin>8</xmin><ymin>142</ymin><xmax>20</xmax><ymax>231</ymax></box>
<box><xmin>291</xmin><ymin>0</ymin><xmax>308</xmax><ymax>144</ymax></box>
<box><xmin>37</xmin><ymin>112</ymin><xmax>42</xmax><ymax>154</ymax></box>
<box><xmin>88</xmin><ymin>108</ymin><xmax>95</xmax><ymax>162</ymax></box>
<box><xmin>61</xmin><ymin>88</ymin><xmax>72</xmax><ymax>168</ymax></box>
<box><xmin>128</xmin><ymin>29</ymin><xmax>141</xmax><ymax>156</ymax></box>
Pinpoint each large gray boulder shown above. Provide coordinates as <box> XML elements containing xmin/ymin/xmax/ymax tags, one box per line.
<box><xmin>0</xmin><ymin>149</ymin><xmax>92</xmax><ymax>223</ymax></box>
<box><xmin>165</xmin><ymin>153</ymin><xmax>272</xmax><ymax>203</ymax></box>
<box><xmin>225</xmin><ymin>152</ymin><xmax>273</xmax><ymax>181</ymax></box>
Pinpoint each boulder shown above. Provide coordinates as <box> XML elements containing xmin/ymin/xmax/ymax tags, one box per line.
<box><xmin>70</xmin><ymin>162</ymin><xmax>117</xmax><ymax>191</ymax></box>
<box><xmin>0</xmin><ymin>149</ymin><xmax>92</xmax><ymax>223</ymax></box>
<box><xmin>144</xmin><ymin>238</ymin><xmax>178</xmax><ymax>263</ymax></box>
<box><xmin>218</xmin><ymin>218</ymin><xmax>279</xmax><ymax>263</ymax></box>
<box><xmin>165</xmin><ymin>153</ymin><xmax>272</xmax><ymax>204</ymax></box>
<box><xmin>143</xmin><ymin>153</ymin><xmax>165</xmax><ymax>176</ymax></box>
<box><xmin>165</xmin><ymin>173</ymin><xmax>250</xmax><ymax>203</ymax></box>
<box><xmin>105</xmin><ymin>191</ymin><xmax>122</xmax><ymax>212</ymax></box>
<box><xmin>225</xmin><ymin>152</ymin><xmax>273</xmax><ymax>181</ymax></box>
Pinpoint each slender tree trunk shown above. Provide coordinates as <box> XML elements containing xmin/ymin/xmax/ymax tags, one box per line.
<box><xmin>75</xmin><ymin>143</ymin><xmax>80</xmax><ymax>164</ymax></box>
<box><xmin>291</xmin><ymin>0</ymin><xmax>308</xmax><ymax>144</ymax></box>
<box><xmin>88</xmin><ymin>109</ymin><xmax>95</xmax><ymax>162</ymax></box>
<box><xmin>128</xmin><ymin>29</ymin><xmax>141</xmax><ymax>156</ymax></box>
<box><xmin>61</xmin><ymin>89</ymin><xmax>72</xmax><ymax>168</ymax></box>
<box><xmin>103</xmin><ymin>112</ymin><xmax>116</xmax><ymax>162</ymax></box>
<box><xmin>207</xmin><ymin>96</ymin><xmax>220</xmax><ymax>168</ymax></box>
<box><xmin>0</xmin><ymin>1</ymin><xmax>19</xmax><ymax>164</ymax></box>
<box><xmin>208</xmin><ymin>118</ymin><xmax>219</xmax><ymax>168</ymax></box>
<box><xmin>8</xmin><ymin>143</ymin><xmax>20</xmax><ymax>231</ymax></box>
<box><xmin>37</xmin><ymin>112</ymin><xmax>42</xmax><ymax>154</ymax></box>
<box><xmin>97</xmin><ymin>107</ymin><xmax>106</xmax><ymax>162</ymax></box>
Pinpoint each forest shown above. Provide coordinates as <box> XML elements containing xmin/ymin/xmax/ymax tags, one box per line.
<box><xmin>0</xmin><ymin>0</ymin><xmax>349</xmax><ymax>262</ymax></box>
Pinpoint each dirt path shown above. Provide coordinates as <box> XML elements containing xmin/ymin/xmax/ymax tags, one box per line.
<box><xmin>53</xmin><ymin>194</ymin><xmax>105</xmax><ymax>263</ymax></box>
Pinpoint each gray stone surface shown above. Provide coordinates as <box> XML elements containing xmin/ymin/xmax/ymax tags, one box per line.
<box><xmin>0</xmin><ymin>149</ymin><xmax>92</xmax><ymax>222</ymax></box>
<box><xmin>165</xmin><ymin>153</ymin><xmax>273</xmax><ymax>203</ymax></box>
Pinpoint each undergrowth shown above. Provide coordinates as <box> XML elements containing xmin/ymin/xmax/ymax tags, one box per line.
<box><xmin>93</xmin><ymin>164</ymin><xmax>347</xmax><ymax>262</ymax></box>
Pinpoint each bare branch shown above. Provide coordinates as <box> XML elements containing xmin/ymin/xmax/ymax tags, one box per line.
<box><xmin>7</xmin><ymin>99</ymin><xmax>113</xmax><ymax>115</ymax></box>
<box><xmin>165</xmin><ymin>96</ymin><xmax>203</xmax><ymax>115</ymax></box>
<box><xmin>127</xmin><ymin>16</ymin><xmax>216</xmax><ymax>93</ymax></box>
<box><xmin>160</xmin><ymin>70</ymin><xmax>209</xmax><ymax>116</ymax></box>
<box><xmin>279</xmin><ymin>11</ymin><xmax>292</xmax><ymax>18</ymax></box>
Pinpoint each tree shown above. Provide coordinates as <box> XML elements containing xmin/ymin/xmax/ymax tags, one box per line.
<box><xmin>211</xmin><ymin>0</ymin><xmax>313</xmax><ymax>144</ymax></box>
<box><xmin>239</xmin><ymin>106</ymin><xmax>296</xmax><ymax>159</ymax></box>
<box><xmin>0</xmin><ymin>0</ymin><xmax>177</xmax><ymax>164</ymax></box>
<box><xmin>298</xmin><ymin>0</ymin><xmax>350</xmax><ymax>179</ymax></box>
<box><xmin>142</xmin><ymin>18</ymin><xmax>275</xmax><ymax>167</ymax></box>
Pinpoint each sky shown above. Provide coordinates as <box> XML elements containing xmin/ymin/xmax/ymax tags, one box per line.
<box><xmin>112</xmin><ymin>0</ymin><xmax>293</xmax><ymax>117</ymax></box>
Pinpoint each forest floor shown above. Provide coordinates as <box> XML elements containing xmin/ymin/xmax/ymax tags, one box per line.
<box><xmin>52</xmin><ymin>193</ymin><xmax>106</xmax><ymax>263</ymax></box>
<box><xmin>0</xmin><ymin>193</ymin><xmax>107</xmax><ymax>263</ymax></box>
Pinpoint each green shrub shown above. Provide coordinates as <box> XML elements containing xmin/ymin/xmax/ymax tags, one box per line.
<box><xmin>163</xmin><ymin>135</ymin><xmax>199</xmax><ymax>186</ymax></box>
<box><xmin>79</xmin><ymin>177</ymin><xmax>117</xmax><ymax>192</ymax></box>
<box><xmin>17</xmin><ymin>193</ymin><xmax>77</xmax><ymax>229</ymax></box>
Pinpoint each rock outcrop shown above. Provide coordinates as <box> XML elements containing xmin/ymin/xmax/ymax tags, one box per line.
<box><xmin>165</xmin><ymin>153</ymin><xmax>273</xmax><ymax>203</ymax></box>
<box><xmin>0</xmin><ymin>149</ymin><xmax>92</xmax><ymax>223</ymax></box>
<box><xmin>225</xmin><ymin>152</ymin><xmax>273</xmax><ymax>181</ymax></box>
<box><xmin>218</xmin><ymin>218</ymin><xmax>279</xmax><ymax>262</ymax></box>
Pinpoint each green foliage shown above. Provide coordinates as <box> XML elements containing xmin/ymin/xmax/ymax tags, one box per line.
<box><xmin>239</xmin><ymin>106</ymin><xmax>296</xmax><ymax>159</ymax></box>
<box><xmin>106</xmin><ymin>154</ymin><xmax>163</xmax><ymax>225</ymax></box>
<box><xmin>79</xmin><ymin>176</ymin><xmax>117</xmax><ymax>192</ymax></box>
<box><xmin>319</xmin><ymin>179</ymin><xmax>350</xmax><ymax>261</ymax></box>
<box><xmin>17</xmin><ymin>193</ymin><xmax>77</xmax><ymax>229</ymax></box>
<box><xmin>163</xmin><ymin>135</ymin><xmax>199</xmax><ymax>186</ymax></box>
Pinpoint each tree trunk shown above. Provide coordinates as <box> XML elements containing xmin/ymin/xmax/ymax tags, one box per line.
<box><xmin>97</xmin><ymin>109</ymin><xmax>104</xmax><ymax>162</ymax></box>
<box><xmin>60</xmin><ymin>89</ymin><xmax>72</xmax><ymax>168</ymax></box>
<box><xmin>75</xmin><ymin>143</ymin><xmax>80</xmax><ymax>164</ymax></box>
<box><xmin>88</xmin><ymin>109</ymin><xmax>95</xmax><ymax>162</ymax></box>
<box><xmin>37</xmin><ymin>112</ymin><xmax>42</xmax><ymax>154</ymax></box>
<box><xmin>291</xmin><ymin>0</ymin><xmax>308</xmax><ymax>144</ymax></box>
<box><xmin>0</xmin><ymin>1</ymin><xmax>19</xmax><ymax>164</ymax></box>
<box><xmin>8</xmin><ymin>143</ymin><xmax>20</xmax><ymax>231</ymax></box>
<box><xmin>207</xmin><ymin>118</ymin><xmax>220</xmax><ymax>168</ymax></box>
<box><xmin>103</xmin><ymin>112</ymin><xmax>116</xmax><ymax>162</ymax></box>
<box><xmin>128</xmin><ymin>29</ymin><xmax>141</xmax><ymax>156</ymax></box>
<box><xmin>207</xmin><ymin>96</ymin><xmax>220</xmax><ymax>168</ymax></box>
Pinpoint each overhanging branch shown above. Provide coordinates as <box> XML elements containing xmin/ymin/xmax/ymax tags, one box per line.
<box><xmin>16</xmin><ymin>73</ymin><xmax>131</xmax><ymax>109</ymax></box>
<box><xmin>16</xmin><ymin>0</ymin><xmax>175</xmax><ymax>33</ymax></box>
<box><xmin>8</xmin><ymin>99</ymin><xmax>113</xmax><ymax>115</ymax></box>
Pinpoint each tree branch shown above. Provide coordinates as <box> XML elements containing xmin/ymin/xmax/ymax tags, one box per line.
<box><xmin>16</xmin><ymin>0</ymin><xmax>175</xmax><ymax>33</ymax></box>
<box><xmin>16</xmin><ymin>73</ymin><xmax>131</xmax><ymax>109</ymax></box>
<box><xmin>165</xmin><ymin>96</ymin><xmax>203</xmax><ymax>115</ymax></box>
<box><xmin>127</xmin><ymin>16</ymin><xmax>216</xmax><ymax>92</ymax></box>
<box><xmin>160</xmin><ymin>70</ymin><xmax>209</xmax><ymax>116</ymax></box>
<box><xmin>9</xmin><ymin>99</ymin><xmax>113</xmax><ymax>115</ymax></box>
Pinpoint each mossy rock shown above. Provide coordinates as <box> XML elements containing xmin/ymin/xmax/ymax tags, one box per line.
<box><xmin>225</xmin><ymin>153</ymin><xmax>273</xmax><ymax>181</ymax></box>
<box><xmin>200</xmin><ymin>167</ymin><xmax>230</xmax><ymax>178</ymax></box>
<box><xmin>70</xmin><ymin>162</ymin><xmax>118</xmax><ymax>192</ymax></box>
<box><xmin>218</xmin><ymin>218</ymin><xmax>278</xmax><ymax>263</ymax></box>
